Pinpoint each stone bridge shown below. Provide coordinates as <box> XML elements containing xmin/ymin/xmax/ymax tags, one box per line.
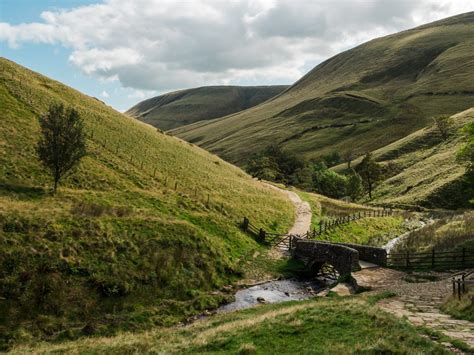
<box><xmin>292</xmin><ymin>239</ymin><xmax>387</xmax><ymax>277</ymax></box>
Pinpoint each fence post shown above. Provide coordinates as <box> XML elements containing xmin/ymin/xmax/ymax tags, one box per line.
<box><xmin>153</xmin><ymin>168</ymin><xmax>156</xmax><ymax>177</ymax></box>
<box><xmin>243</xmin><ymin>217</ymin><xmax>249</xmax><ymax>232</ymax></box>
<box><xmin>174</xmin><ymin>182</ymin><xmax>178</xmax><ymax>190</ymax></box>
<box><xmin>452</xmin><ymin>277</ymin><xmax>456</xmax><ymax>296</ymax></box>
<box><xmin>289</xmin><ymin>235</ymin><xmax>292</xmax><ymax>250</ymax></box>
<box><xmin>457</xmin><ymin>279</ymin><xmax>462</xmax><ymax>299</ymax></box>
<box><xmin>207</xmin><ymin>194</ymin><xmax>210</xmax><ymax>206</ymax></box>
<box><xmin>432</xmin><ymin>250</ymin><xmax>435</xmax><ymax>268</ymax></box>
<box><xmin>259</xmin><ymin>228</ymin><xmax>266</xmax><ymax>242</ymax></box>
<box><xmin>462</xmin><ymin>274</ymin><xmax>465</xmax><ymax>293</ymax></box>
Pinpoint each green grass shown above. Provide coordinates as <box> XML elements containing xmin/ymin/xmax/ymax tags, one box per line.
<box><xmin>440</xmin><ymin>290</ymin><xmax>474</xmax><ymax>322</ymax></box>
<box><xmin>174</xmin><ymin>13</ymin><xmax>474</xmax><ymax>168</ymax></box>
<box><xmin>296</xmin><ymin>190</ymin><xmax>407</xmax><ymax>246</ymax></box>
<box><xmin>317</xmin><ymin>216</ymin><xmax>406</xmax><ymax>246</ymax></box>
<box><xmin>9</xmin><ymin>296</ymin><xmax>449</xmax><ymax>354</ymax></box>
<box><xmin>0</xmin><ymin>58</ymin><xmax>295</xmax><ymax>349</ymax></box>
<box><xmin>126</xmin><ymin>85</ymin><xmax>288</xmax><ymax>131</ymax></box>
<box><xmin>392</xmin><ymin>211</ymin><xmax>474</xmax><ymax>253</ymax></box>
<box><xmin>345</xmin><ymin>108</ymin><xmax>473</xmax><ymax>209</ymax></box>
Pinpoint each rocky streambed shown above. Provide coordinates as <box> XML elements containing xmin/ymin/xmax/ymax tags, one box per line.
<box><xmin>217</xmin><ymin>278</ymin><xmax>329</xmax><ymax>313</ymax></box>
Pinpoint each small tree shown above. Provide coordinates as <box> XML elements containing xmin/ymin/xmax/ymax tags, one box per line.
<box><xmin>433</xmin><ymin>115</ymin><xmax>453</xmax><ymax>141</ymax></box>
<box><xmin>37</xmin><ymin>103</ymin><xmax>87</xmax><ymax>192</ymax></box>
<box><xmin>342</xmin><ymin>150</ymin><xmax>356</xmax><ymax>169</ymax></box>
<box><xmin>356</xmin><ymin>152</ymin><xmax>381</xmax><ymax>199</ymax></box>
<box><xmin>345</xmin><ymin>169</ymin><xmax>363</xmax><ymax>201</ymax></box>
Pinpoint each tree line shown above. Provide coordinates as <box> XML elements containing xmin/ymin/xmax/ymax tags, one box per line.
<box><xmin>246</xmin><ymin>145</ymin><xmax>381</xmax><ymax>201</ymax></box>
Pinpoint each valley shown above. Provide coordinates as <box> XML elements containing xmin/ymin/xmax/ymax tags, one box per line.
<box><xmin>1</xmin><ymin>8</ymin><xmax>473</xmax><ymax>355</ymax></box>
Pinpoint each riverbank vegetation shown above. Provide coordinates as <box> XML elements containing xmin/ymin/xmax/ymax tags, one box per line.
<box><xmin>10</xmin><ymin>296</ymin><xmax>450</xmax><ymax>354</ymax></box>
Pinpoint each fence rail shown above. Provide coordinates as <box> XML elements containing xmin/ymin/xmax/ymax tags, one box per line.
<box><xmin>388</xmin><ymin>249</ymin><xmax>474</xmax><ymax>270</ymax></box>
<box><xmin>452</xmin><ymin>270</ymin><xmax>474</xmax><ymax>299</ymax></box>
<box><xmin>241</xmin><ymin>210</ymin><xmax>393</xmax><ymax>248</ymax></box>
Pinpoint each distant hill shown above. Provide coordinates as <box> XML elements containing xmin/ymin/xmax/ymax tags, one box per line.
<box><xmin>126</xmin><ymin>85</ymin><xmax>289</xmax><ymax>130</ymax></box>
<box><xmin>173</xmin><ymin>12</ymin><xmax>474</xmax><ymax>166</ymax></box>
<box><xmin>0</xmin><ymin>58</ymin><xmax>293</xmax><ymax>347</ymax></box>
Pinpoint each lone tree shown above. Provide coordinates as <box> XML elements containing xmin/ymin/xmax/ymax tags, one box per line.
<box><xmin>36</xmin><ymin>103</ymin><xmax>87</xmax><ymax>192</ymax></box>
<box><xmin>356</xmin><ymin>152</ymin><xmax>381</xmax><ymax>199</ymax></box>
<box><xmin>433</xmin><ymin>115</ymin><xmax>453</xmax><ymax>141</ymax></box>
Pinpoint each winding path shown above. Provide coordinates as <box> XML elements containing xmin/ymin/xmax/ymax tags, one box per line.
<box><xmin>263</xmin><ymin>182</ymin><xmax>312</xmax><ymax>235</ymax></box>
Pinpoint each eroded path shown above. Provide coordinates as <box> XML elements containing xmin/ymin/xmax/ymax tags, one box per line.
<box><xmin>263</xmin><ymin>183</ymin><xmax>312</xmax><ymax>235</ymax></box>
<box><xmin>353</xmin><ymin>267</ymin><xmax>474</xmax><ymax>348</ymax></box>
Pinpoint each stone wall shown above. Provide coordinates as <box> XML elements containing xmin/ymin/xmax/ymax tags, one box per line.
<box><xmin>337</xmin><ymin>242</ymin><xmax>387</xmax><ymax>266</ymax></box>
<box><xmin>293</xmin><ymin>240</ymin><xmax>359</xmax><ymax>277</ymax></box>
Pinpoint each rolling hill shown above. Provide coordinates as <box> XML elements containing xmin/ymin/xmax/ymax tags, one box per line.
<box><xmin>126</xmin><ymin>85</ymin><xmax>288</xmax><ymax>131</ymax></box>
<box><xmin>173</xmin><ymin>12</ymin><xmax>474</xmax><ymax>166</ymax></box>
<box><xmin>0</xmin><ymin>57</ymin><xmax>294</xmax><ymax>348</ymax></box>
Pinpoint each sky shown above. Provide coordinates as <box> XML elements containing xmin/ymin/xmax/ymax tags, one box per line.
<box><xmin>1</xmin><ymin>1</ymin><xmax>473</xmax><ymax>112</ymax></box>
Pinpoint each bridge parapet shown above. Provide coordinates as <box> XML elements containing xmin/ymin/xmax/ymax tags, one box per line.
<box><xmin>293</xmin><ymin>240</ymin><xmax>359</xmax><ymax>277</ymax></box>
<box><xmin>336</xmin><ymin>242</ymin><xmax>387</xmax><ymax>266</ymax></box>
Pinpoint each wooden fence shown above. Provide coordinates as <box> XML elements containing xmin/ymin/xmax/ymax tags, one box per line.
<box><xmin>242</xmin><ymin>209</ymin><xmax>392</xmax><ymax>247</ymax></box>
<box><xmin>387</xmin><ymin>249</ymin><xmax>474</xmax><ymax>270</ymax></box>
<box><xmin>316</xmin><ymin>209</ymin><xmax>393</xmax><ymax>236</ymax></box>
<box><xmin>452</xmin><ymin>270</ymin><xmax>474</xmax><ymax>299</ymax></box>
<box><xmin>1</xmin><ymin>73</ymin><xmax>229</xmax><ymax>212</ymax></box>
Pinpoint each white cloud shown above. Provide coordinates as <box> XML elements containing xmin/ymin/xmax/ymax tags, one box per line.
<box><xmin>100</xmin><ymin>90</ymin><xmax>110</xmax><ymax>98</ymax></box>
<box><xmin>1</xmin><ymin>0</ymin><xmax>473</xmax><ymax>92</ymax></box>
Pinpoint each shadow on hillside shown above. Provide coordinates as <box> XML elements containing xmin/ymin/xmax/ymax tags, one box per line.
<box><xmin>0</xmin><ymin>183</ymin><xmax>49</xmax><ymax>200</ymax></box>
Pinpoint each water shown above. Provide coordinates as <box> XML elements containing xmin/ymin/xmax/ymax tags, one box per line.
<box><xmin>217</xmin><ymin>279</ymin><xmax>327</xmax><ymax>313</ymax></box>
<box><xmin>383</xmin><ymin>219</ymin><xmax>433</xmax><ymax>253</ymax></box>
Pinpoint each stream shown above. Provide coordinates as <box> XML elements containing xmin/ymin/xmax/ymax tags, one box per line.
<box><xmin>382</xmin><ymin>218</ymin><xmax>434</xmax><ymax>253</ymax></box>
<box><xmin>217</xmin><ymin>278</ymin><xmax>329</xmax><ymax>313</ymax></box>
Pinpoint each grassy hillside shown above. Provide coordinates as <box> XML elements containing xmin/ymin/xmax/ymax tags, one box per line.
<box><xmin>296</xmin><ymin>190</ymin><xmax>407</xmax><ymax>246</ymax></box>
<box><xmin>126</xmin><ymin>85</ymin><xmax>288</xmax><ymax>131</ymax></box>
<box><xmin>333</xmin><ymin>108</ymin><xmax>473</xmax><ymax>208</ymax></box>
<box><xmin>10</xmin><ymin>296</ymin><xmax>451</xmax><ymax>354</ymax></box>
<box><xmin>173</xmin><ymin>12</ymin><xmax>474</xmax><ymax>166</ymax></box>
<box><xmin>0</xmin><ymin>57</ymin><xmax>294</xmax><ymax>348</ymax></box>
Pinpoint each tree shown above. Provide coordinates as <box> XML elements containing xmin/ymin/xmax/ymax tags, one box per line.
<box><xmin>433</xmin><ymin>115</ymin><xmax>453</xmax><ymax>141</ymax></box>
<box><xmin>342</xmin><ymin>150</ymin><xmax>356</xmax><ymax>169</ymax></box>
<box><xmin>36</xmin><ymin>103</ymin><xmax>87</xmax><ymax>192</ymax></box>
<box><xmin>312</xmin><ymin>162</ymin><xmax>347</xmax><ymax>198</ymax></box>
<box><xmin>345</xmin><ymin>169</ymin><xmax>363</xmax><ymax>201</ymax></box>
<box><xmin>356</xmin><ymin>152</ymin><xmax>381</xmax><ymax>199</ymax></box>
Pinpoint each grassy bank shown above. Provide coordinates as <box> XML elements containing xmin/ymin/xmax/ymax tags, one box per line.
<box><xmin>441</xmin><ymin>291</ymin><xmax>474</xmax><ymax>322</ymax></box>
<box><xmin>296</xmin><ymin>190</ymin><xmax>407</xmax><ymax>246</ymax></box>
<box><xmin>392</xmin><ymin>211</ymin><xmax>474</xmax><ymax>253</ymax></box>
<box><xmin>0</xmin><ymin>58</ymin><xmax>294</xmax><ymax>349</ymax></box>
<box><xmin>10</xmin><ymin>296</ymin><xmax>448</xmax><ymax>354</ymax></box>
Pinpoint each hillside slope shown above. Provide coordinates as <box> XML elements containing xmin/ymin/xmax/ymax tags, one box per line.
<box><xmin>332</xmin><ymin>108</ymin><xmax>473</xmax><ymax>208</ymax></box>
<box><xmin>126</xmin><ymin>85</ymin><xmax>288</xmax><ymax>131</ymax></box>
<box><xmin>0</xmin><ymin>58</ymin><xmax>294</xmax><ymax>348</ymax></box>
<box><xmin>173</xmin><ymin>12</ymin><xmax>474</xmax><ymax>165</ymax></box>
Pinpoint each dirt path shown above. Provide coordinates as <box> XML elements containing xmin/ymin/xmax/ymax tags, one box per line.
<box><xmin>353</xmin><ymin>267</ymin><xmax>474</xmax><ymax>349</ymax></box>
<box><xmin>264</xmin><ymin>183</ymin><xmax>312</xmax><ymax>235</ymax></box>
